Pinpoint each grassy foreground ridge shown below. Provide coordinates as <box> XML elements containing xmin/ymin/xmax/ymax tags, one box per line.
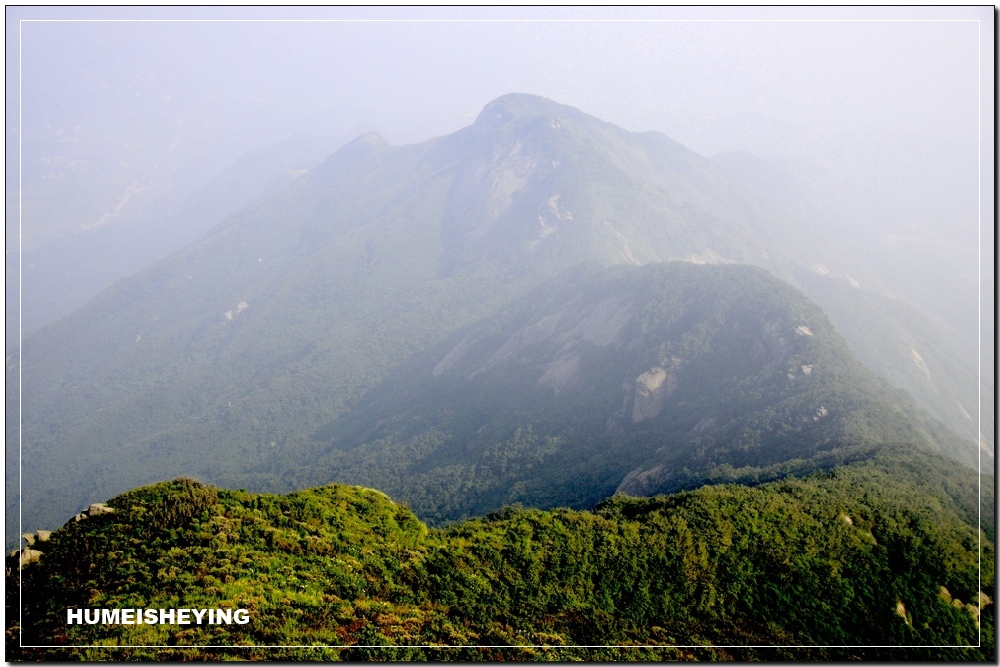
<box><xmin>7</xmin><ymin>448</ymin><xmax>994</xmax><ymax>661</ymax></box>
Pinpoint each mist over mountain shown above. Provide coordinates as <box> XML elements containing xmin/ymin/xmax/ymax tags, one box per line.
<box><xmin>6</xmin><ymin>11</ymin><xmax>993</xmax><ymax>659</ymax></box>
<box><xmin>8</xmin><ymin>134</ymin><xmax>340</xmax><ymax>342</ymax></box>
<box><xmin>287</xmin><ymin>261</ymin><xmax>972</xmax><ymax>524</ymax></box>
<box><xmin>9</xmin><ymin>94</ymin><xmax>987</xmax><ymax>545</ymax></box>
<box><xmin>711</xmin><ymin>148</ymin><xmax>982</xmax><ymax>369</ymax></box>
<box><xmin>711</xmin><ymin>148</ymin><xmax>990</xmax><ymax>450</ymax></box>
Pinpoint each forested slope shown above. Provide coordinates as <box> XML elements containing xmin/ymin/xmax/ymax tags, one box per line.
<box><xmin>11</xmin><ymin>95</ymin><xmax>984</xmax><ymax>544</ymax></box>
<box><xmin>8</xmin><ymin>450</ymin><xmax>993</xmax><ymax>661</ymax></box>
<box><xmin>280</xmin><ymin>262</ymin><xmax>976</xmax><ymax>524</ymax></box>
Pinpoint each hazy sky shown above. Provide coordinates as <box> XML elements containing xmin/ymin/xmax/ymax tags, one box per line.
<box><xmin>6</xmin><ymin>5</ymin><xmax>994</xmax><ymax>267</ymax></box>
<box><xmin>3</xmin><ymin>6</ymin><xmax>995</xmax><ymax>460</ymax></box>
<box><xmin>10</xmin><ymin>6</ymin><xmax>989</xmax><ymax>147</ymax></box>
<box><xmin>5</xmin><ymin>5</ymin><xmax>994</xmax><ymax>555</ymax></box>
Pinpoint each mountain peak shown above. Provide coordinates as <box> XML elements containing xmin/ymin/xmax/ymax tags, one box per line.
<box><xmin>474</xmin><ymin>93</ymin><xmax>585</xmax><ymax>129</ymax></box>
<box><xmin>316</xmin><ymin>131</ymin><xmax>390</xmax><ymax>171</ymax></box>
<box><xmin>344</xmin><ymin>131</ymin><xmax>390</xmax><ymax>153</ymax></box>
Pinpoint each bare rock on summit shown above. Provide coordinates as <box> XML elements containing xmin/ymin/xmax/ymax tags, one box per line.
<box><xmin>72</xmin><ymin>502</ymin><xmax>115</xmax><ymax>523</ymax></box>
<box><xmin>20</xmin><ymin>548</ymin><xmax>42</xmax><ymax>567</ymax></box>
<box><xmin>88</xmin><ymin>503</ymin><xmax>114</xmax><ymax>516</ymax></box>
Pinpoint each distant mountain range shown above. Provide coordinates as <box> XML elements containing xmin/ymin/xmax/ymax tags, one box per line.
<box><xmin>8</xmin><ymin>94</ymin><xmax>988</xmax><ymax>544</ymax></box>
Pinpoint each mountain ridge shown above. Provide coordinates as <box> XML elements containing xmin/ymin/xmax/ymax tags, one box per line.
<box><xmin>8</xmin><ymin>450</ymin><xmax>993</xmax><ymax>660</ymax></box>
<box><xmin>8</xmin><ymin>94</ymin><xmax>985</xmax><ymax>543</ymax></box>
<box><xmin>285</xmin><ymin>261</ymin><xmax>973</xmax><ymax>524</ymax></box>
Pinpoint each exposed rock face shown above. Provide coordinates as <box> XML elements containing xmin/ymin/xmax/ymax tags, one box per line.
<box><xmin>530</xmin><ymin>194</ymin><xmax>574</xmax><ymax>251</ymax></box>
<box><xmin>88</xmin><ymin>503</ymin><xmax>114</xmax><ymax>516</ymax></box>
<box><xmin>809</xmin><ymin>406</ymin><xmax>829</xmax><ymax>422</ymax></box>
<box><xmin>223</xmin><ymin>300</ymin><xmax>249</xmax><ymax>321</ymax></box>
<box><xmin>895</xmin><ymin>601</ymin><xmax>911</xmax><ymax>626</ymax></box>
<box><xmin>20</xmin><ymin>548</ymin><xmax>42</xmax><ymax>567</ymax></box>
<box><xmin>488</xmin><ymin>296</ymin><xmax>631</xmax><ymax>368</ymax></box>
<box><xmin>432</xmin><ymin>334</ymin><xmax>479</xmax><ymax>377</ymax></box>
<box><xmin>11</xmin><ymin>506</ymin><xmax>119</xmax><ymax>571</ymax></box>
<box><xmin>751</xmin><ymin>320</ymin><xmax>793</xmax><ymax>365</ymax></box>
<box><xmin>537</xmin><ymin>348</ymin><xmax>583</xmax><ymax>394</ymax></box>
<box><xmin>616</xmin><ymin>464</ymin><xmax>667</xmax><ymax>496</ymax></box>
<box><xmin>911</xmin><ymin>347</ymin><xmax>932</xmax><ymax>380</ymax></box>
<box><xmin>935</xmin><ymin>587</ymin><xmax>987</xmax><ymax>627</ymax></box>
<box><xmin>445</xmin><ymin>129</ymin><xmax>546</xmax><ymax>258</ymax></box>
<box><xmin>10</xmin><ymin>507</ymin><xmax>117</xmax><ymax>573</ymax></box>
<box><xmin>491</xmin><ymin>311</ymin><xmax>563</xmax><ymax>365</ymax></box>
<box><xmin>436</xmin><ymin>295</ymin><xmax>633</xmax><ymax>395</ymax></box>
<box><xmin>691</xmin><ymin>416</ymin><xmax>717</xmax><ymax>433</ymax></box>
<box><xmin>73</xmin><ymin>503</ymin><xmax>116</xmax><ymax>522</ymax></box>
<box><xmin>631</xmin><ymin>367</ymin><xmax>675</xmax><ymax>423</ymax></box>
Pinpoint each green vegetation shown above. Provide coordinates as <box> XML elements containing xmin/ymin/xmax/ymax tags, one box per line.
<box><xmin>10</xmin><ymin>95</ymin><xmax>985</xmax><ymax>548</ymax></box>
<box><xmin>283</xmin><ymin>262</ymin><xmax>975</xmax><ymax>525</ymax></box>
<box><xmin>8</xmin><ymin>451</ymin><xmax>993</xmax><ymax>661</ymax></box>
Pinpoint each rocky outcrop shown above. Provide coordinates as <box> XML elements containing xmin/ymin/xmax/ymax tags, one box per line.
<box><xmin>691</xmin><ymin>416</ymin><xmax>717</xmax><ymax>433</ymax></box>
<box><xmin>631</xmin><ymin>367</ymin><xmax>675</xmax><ymax>423</ymax></box>
<box><xmin>88</xmin><ymin>502</ymin><xmax>114</xmax><ymax>516</ymax></box>
<box><xmin>446</xmin><ymin>296</ymin><xmax>633</xmax><ymax>393</ymax></box>
<box><xmin>895</xmin><ymin>601</ymin><xmax>911</xmax><ymax>626</ymax></box>
<box><xmin>750</xmin><ymin>320</ymin><xmax>793</xmax><ymax>366</ymax></box>
<box><xmin>8</xmin><ymin>542</ymin><xmax>45</xmax><ymax>573</ymax></box>
<box><xmin>938</xmin><ymin>586</ymin><xmax>992</xmax><ymax>628</ymax></box>
<box><xmin>19</xmin><ymin>529</ymin><xmax>52</xmax><ymax>548</ymax></box>
<box><xmin>803</xmin><ymin>406</ymin><xmax>828</xmax><ymax>423</ymax></box>
<box><xmin>616</xmin><ymin>464</ymin><xmax>667</xmax><ymax>496</ymax></box>
<box><xmin>432</xmin><ymin>333</ymin><xmax>480</xmax><ymax>377</ymax></box>
<box><xmin>20</xmin><ymin>548</ymin><xmax>42</xmax><ymax>567</ymax></box>
<box><xmin>73</xmin><ymin>502</ymin><xmax>115</xmax><ymax>522</ymax></box>
<box><xmin>10</xmin><ymin>506</ymin><xmax>115</xmax><ymax>572</ymax></box>
<box><xmin>537</xmin><ymin>348</ymin><xmax>583</xmax><ymax>394</ymax></box>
